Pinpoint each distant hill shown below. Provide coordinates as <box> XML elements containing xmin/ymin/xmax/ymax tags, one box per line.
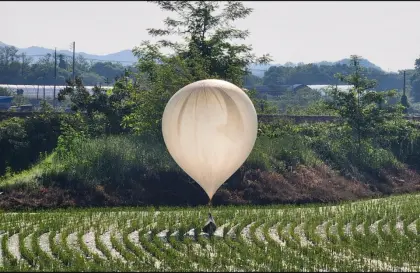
<box><xmin>316</xmin><ymin>58</ymin><xmax>383</xmax><ymax>71</ymax></box>
<box><xmin>249</xmin><ymin>58</ymin><xmax>384</xmax><ymax>77</ymax></box>
<box><xmin>1</xmin><ymin>41</ymin><xmax>385</xmax><ymax>76</ymax></box>
<box><xmin>0</xmin><ymin>42</ymin><xmax>137</xmax><ymax>65</ymax></box>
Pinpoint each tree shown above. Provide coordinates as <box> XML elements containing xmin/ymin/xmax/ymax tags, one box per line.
<box><xmin>401</xmin><ymin>71</ymin><xmax>410</xmax><ymax>113</ymax></box>
<box><xmin>246</xmin><ymin>88</ymin><xmax>277</xmax><ymax>114</ymax></box>
<box><xmin>76</xmin><ymin>55</ymin><xmax>90</xmax><ymax>72</ymax></box>
<box><xmin>58</xmin><ymin>54</ymin><xmax>68</xmax><ymax>70</ymax></box>
<box><xmin>58</xmin><ymin>76</ymin><xmax>133</xmax><ymax>134</ymax></box>
<box><xmin>12</xmin><ymin>94</ymin><xmax>29</xmax><ymax>107</ymax></box>
<box><xmin>401</xmin><ymin>92</ymin><xmax>409</xmax><ymax>113</ymax></box>
<box><xmin>415</xmin><ymin>57</ymin><xmax>420</xmax><ymax>71</ymax></box>
<box><xmin>0</xmin><ymin>46</ymin><xmax>19</xmax><ymax>66</ymax></box>
<box><xmin>57</xmin><ymin>77</ymin><xmax>91</xmax><ymax>113</ymax></box>
<box><xmin>243</xmin><ymin>74</ymin><xmax>263</xmax><ymax>88</ymax></box>
<box><xmin>0</xmin><ymin>46</ymin><xmax>136</xmax><ymax>86</ymax></box>
<box><xmin>412</xmin><ymin>79</ymin><xmax>420</xmax><ymax>102</ymax></box>
<box><xmin>326</xmin><ymin>55</ymin><xmax>404</xmax><ymax>153</ymax></box>
<box><xmin>410</xmin><ymin>57</ymin><xmax>420</xmax><ymax>103</ymax></box>
<box><xmin>90</xmin><ymin>62</ymin><xmax>125</xmax><ymax>83</ymax></box>
<box><xmin>0</xmin><ymin>87</ymin><xmax>12</xmax><ymax>96</ymax></box>
<box><xmin>141</xmin><ymin>1</ymin><xmax>271</xmax><ymax>84</ymax></box>
<box><xmin>261</xmin><ymin>62</ymin><xmax>403</xmax><ymax>90</ymax></box>
<box><xmin>125</xmin><ymin>1</ymin><xmax>271</xmax><ymax>136</ymax></box>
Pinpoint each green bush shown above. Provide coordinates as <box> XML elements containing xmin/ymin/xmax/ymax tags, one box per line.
<box><xmin>50</xmin><ymin>134</ymin><xmax>178</xmax><ymax>189</ymax></box>
<box><xmin>0</xmin><ymin>86</ymin><xmax>12</xmax><ymax>96</ymax></box>
<box><xmin>0</xmin><ymin>114</ymin><xmax>61</xmax><ymax>176</ymax></box>
<box><xmin>38</xmin><ymin>121</ymin><xmax>321</xmax><ymax>191</ymax></box>
<box><xmin>306</xmin><ymin>123</ymin><xmax>402</xmax><ymax>179</ymax></box>
<box><xmin>247</xmin><ymin>120</ymin><xmax>321</xmax><ymax>174</ymax></box>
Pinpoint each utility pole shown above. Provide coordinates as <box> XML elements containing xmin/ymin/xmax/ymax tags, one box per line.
<box><xmin>124</xmin><ymin>68</ymin><xmax>129</xmax><ymax>87</ymax></box>
<box><xmin>21</xmin><ymin>54</ymin><xmax>25</xmax><ymax>77</ymax></box>
<box><xmin>403</xmin><ymin>70</ymin><xmax>406</xmax><ymax>96</ymax></box>
<box><xmin>72</xmin><ymin>41</ymin><xmax>75</xmax><ymax>82</ymax></box>
<box><xmin>54</xmin><ymin>47</ymin><xmax>57</xmax><ymax>108</ymax></box>
<box><xmin>401</xmin><ymin>70</ymin><xmax>409</xmax><ymax>114</ymax></box>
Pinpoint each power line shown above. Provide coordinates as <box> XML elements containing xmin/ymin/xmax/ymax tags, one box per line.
<box><xmin>54</xmin><ymin>48</ymin><xmax>57</xmax><ymax>107</ymax></box>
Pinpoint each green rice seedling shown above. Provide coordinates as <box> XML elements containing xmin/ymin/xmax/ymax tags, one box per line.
<box><xmin>31</xmin><ymin>228</ymin><xmax>59</xmax><ymax>271</ymax></box>
<box><xmin>1</xmin><ymin>193</ymin><xmax>420</xmax><ymax>271</ymax></box>
<box><xmin>94</xmin><ymin>230</ymin><xmax>112</xmax><ymax>261</ymax></box>
<box><xmin>325</xmin><ymin>221</ymin><xmax>339</xmax><ymax>245</ymax></box>
<box><xmin>1</xmin><ymin>232</ymin><xmax>18</xmax><ymax>270</ymax></box>
<box><xmin>122</xmin><ymin>227</ymin><xmax>145</xmax><ymax>261</ymax></box>
<box><xmin>109</xmin><ymin>231</ymin><xmax>141</xmax><ymax>270</ymax></box>
<box><xmin>18</xmin><ymin>230</ymin><xmax>35</xmax><ymax>268</ymax></box>
<box><xmin>77</xmin><ymin>229</ymin><xmax>105</xmax><ymax>270</ymax></box>
<box><xmin>60</xmin><ymin>227</ymin><xmax>85</xmax><ymax>269</ymax></box>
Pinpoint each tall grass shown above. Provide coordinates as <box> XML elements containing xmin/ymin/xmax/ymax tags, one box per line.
<box><xmin>0</xmin><ymin>122</ymin><xmax>405</xmax><ymax>190</ymax></box>
<box><xmin>50</xmin><ymin>132</ymin><xmax>324</xmax><ymax>188</ymax></box>
<box><xmin>52</xmin><ymin>134</ymin><xmax>179</xmax><ymax>188</ymax></box>
<box><xmin>0</xmin><ymin>120</ymin><xmax>415</xmax><ymax>209</ymax></box>
<box><xmin>246</xmin><ymin>135</ymin><xmax>320</xmax><ymax>172</ymax></box>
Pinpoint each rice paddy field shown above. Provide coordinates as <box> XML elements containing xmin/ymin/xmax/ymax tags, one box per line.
<box><xmin>0</xmin><ymin>193</ymin><xmax>419</xmax><ymax>272</ymax></box>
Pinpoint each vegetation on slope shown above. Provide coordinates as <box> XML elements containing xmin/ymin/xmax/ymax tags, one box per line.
<box><xmin>1</xmin><ymin>1</ymin><xmax>420</xmax><ymax>210</ymax></box>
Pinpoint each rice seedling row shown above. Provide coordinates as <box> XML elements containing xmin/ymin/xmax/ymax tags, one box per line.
<box><xmin>0</xmin><ymin>194</ymin><xmax>419</xmax><ymax>271</ymax></box>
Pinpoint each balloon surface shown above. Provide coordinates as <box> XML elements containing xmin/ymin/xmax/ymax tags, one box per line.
<box><xmin>162</xmin><ymin>79</ymin><xmax>258</xmax><ymax>200</ymax></box>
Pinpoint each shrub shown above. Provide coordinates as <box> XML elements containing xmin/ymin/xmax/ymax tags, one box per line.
<box><xmin>0</xmin><ymin>114</ymin><xmax>61</xmax><ymax>176</ymax></box>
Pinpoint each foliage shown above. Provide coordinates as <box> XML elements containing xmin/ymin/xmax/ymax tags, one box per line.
<box><xmin>0</xmin><ymin>114</ymin><xmax>61</xmax><ymax>176</ymax></box>
<box><xmin>0</xmin><ymin>118</ymin><xmax>27</xmax><ymax>175</ymax></box>
<box><xmin>400</xmin><ymin>93</ymin><xmax>410</xmax><ymax>113</ymax></box>
<box><xmin>39</xmin><ymin>99</ymin><xmax>54</xmax><ymax>113</ymax></box>
<box><xmin>3</xmin><ymin>1</ymin><xmax>420</xmax><ymax>214</ymax></box>
<box><xmin>143</xmin><ymin>1</ymin><xmax>272</xmax><ymax>86</ymax></box>
<box><xmin>285</xmin><ymin>100</ymin><xmax>335</xmax><ymax>116</ymax></box>
<box><xmin>122</xmin><ymin>50</ymin><xmax>195</xmax><ymax>137</ymax></box>
<box><xmin>326</xmin><ymin>55</ymin><xmax>405</xmax><ymax>151</ymax></box>
<box><xmin>52</xmin><ymin>134</ymin><xmax>178</xmax><ymax>190</ymax></box>
<box><xmin>252</xmin><ymin>120</ymin><xmax>320</xmax><ymax>171</ymax></box>
<box><xmin>246</xmin><ymin>88</ymin><xmax>278</xmax><ymax>114</ymax></box>
<box><xmin>11</xmin><ymin>94</ymin><xmax>30</xmax><ymax>107</ymax></box>
<box><xmin>411</xmin><ymin>78</ymin><xmax>420</xmax><ymax>102</ymax></box>
<box><xmin>261</xmin><ymin>62</ymin><xmax>405</xmax><ymax>92</ymax></box>
<box><xmin>0</xmin><ymin>87</ymin><xmax>12</xmax><ymax>96</ymax></box>
<box><xmin>124</xmin><ymin>1</ymin><xmax>272</xmax><ymax>137</ymax></box>
<box><xmin>57</xmin><ymin>77</ymin><xmax>91</xmax><ymax>113</ymax></box>
<box><xmin>243</xmin><ymin>74</ymin><xmax>263</xmax><ymax>88</ymax></box>
<box><xmin>0</xmin><ymin>45</ymin><xmax>133</xmax><ymax>86</ymax></box>
<box><xmin>55</xmin><ymin>112</ymin><xmax>89</xmax><ymax>162</ymax></box>
<box><xmin>1</xmin><ymin>193</ymin><xmax>420</xmax><ymax>270</ymax></box>
<box><xmin>269</xmin><ymin>87</ymin><xmax>335</xmax><ymax>115</ymax></box>
<box><xmin>306</xmin><ymin>123</ymin><xmax>402</xmax><ymax>179</ymax></box>
<box><xmin>58</xmin><ymin>76</ymin><xmax>133</xmax><ymax>134</ymax></box>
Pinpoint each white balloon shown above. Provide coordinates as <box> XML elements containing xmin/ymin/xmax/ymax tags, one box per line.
<box><xmin>162</xmin><ymin>79</ymin><xmax>258</xmax><ymax>200</ymax></box>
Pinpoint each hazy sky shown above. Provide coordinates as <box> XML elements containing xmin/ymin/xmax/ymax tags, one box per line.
<box><xmin>1</xmin><ymin>1</ymin><xmax>420</xmax><ymax>72</ymax></box>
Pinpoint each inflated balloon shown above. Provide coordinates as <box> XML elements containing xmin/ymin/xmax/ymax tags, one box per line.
<box><xmin>162</xmin><ymin>79</ymin><xmax>258</xmax><ymax>201</ymax></box>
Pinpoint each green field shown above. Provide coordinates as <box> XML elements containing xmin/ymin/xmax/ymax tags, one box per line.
<box><xmin>0</xmin><ymin>194</ymin><xmax>419</xmax><ymax>272</ymax></box>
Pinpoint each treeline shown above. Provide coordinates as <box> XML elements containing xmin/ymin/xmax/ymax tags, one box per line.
<box><xmin>248</xmin><ymin>63</ymin><xmax>408</xmax><ymax>91</ymax></box>
<box><xmin>242</xmin><ymin>57</ymin><xmax>420</xmax><ymax>108</ymax></box>
<box><xmin>0</xmin><ymin>45</ymin><xmax>135</xmax><ymax>86</ymax></box>
<box><xmin>4</xmin><ymin>43</ymin><xmax>420</xmax><ymax>97</ymax></box>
